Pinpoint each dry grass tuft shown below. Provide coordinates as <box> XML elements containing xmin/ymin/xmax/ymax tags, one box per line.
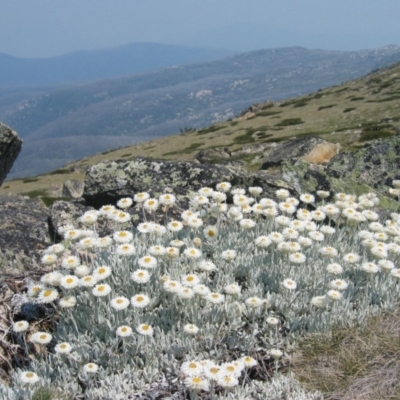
<box><xmin>292</xmin><ymin>309</ymin><xmax>400</xmax><ymax>399</ymax></box>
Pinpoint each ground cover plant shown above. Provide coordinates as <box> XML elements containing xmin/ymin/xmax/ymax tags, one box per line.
<box><xmin>2</xmin><ymin>181</ymin><xmax>400</xmax><ymax>399</ymax></box>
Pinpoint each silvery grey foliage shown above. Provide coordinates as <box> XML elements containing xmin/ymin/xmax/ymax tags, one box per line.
<box><xmin>2</xmin><ymin>184</ymin><xmax>400</xmax><ymax>399</ymax></box>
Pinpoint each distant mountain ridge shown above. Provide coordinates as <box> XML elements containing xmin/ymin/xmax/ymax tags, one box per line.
<box><xmin>0</xmin><ymin>42</ymin><xmax>236</xmax><ymax>87</ymax></box>
<box><xmin>3</xmin><ymin>45</ymin><xmax>400</xmax><ymax>179</ymax></box>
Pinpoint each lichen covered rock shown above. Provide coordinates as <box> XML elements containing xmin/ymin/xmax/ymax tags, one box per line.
<box><xmin>260</xmin><ymin>136</ymin><xmax>337</xmax><ymax>170</ymax></box>
<box><xmin>83</xmin><ymin>156</ymin><xmax>295</xmax><ymax>209</ymax></box>
<box><xmin>0</xmin><ymin>122</ymin><xmax>22</xmax><ymax>187</ymax></box>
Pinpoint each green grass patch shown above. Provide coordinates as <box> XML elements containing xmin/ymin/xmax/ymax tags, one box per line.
<box><xmin>48</xmin><ymin>168</ymin><xmax>70</xmax><ymax>175</ymax></box>
<box><xmin>350</xmin><ymin>97</ymin><xmax>365</xmax><ymax>101</ymax></box>
<box><xmin>261</xmin><ymin>103</ymin><xmax>275</xmax><ymax>110</ymax></box>
<box><xmin>162</xmin><ymin>142</ymin><xmax>204</xmax><ymax>156</ymax></box>
<box><xmin>230</xmin><ymin>121</ymin><xmax>240</xmax><ymax>126</ymax></box>
<box><xmin>21</xmin><ymin>189</ymin><xmax>47</xmax><ymax>198</ymax></box>
<box><xmin>233</xmin><ymin>131</ymin><xmax>257</xmax><ymax>145</ymax></box>
<box><xmin>333</xmin><ymin>87</ymin><xmax>349</xmax><ymax>93</ymax></box>
<box><xmin>359</xmin><ymin>130</ymin><xmax>394</xmax><ymax>142</ymax></box>
<box><xmin>343</xmin><ymin>107</ymin><xmax>356</xmax><ymax>113</ymax></box>
<box><xmin>275</xmin><ymin>118</ymin><xmax>304</xmax><ymax>127</ymax></box>
<box><xmin>367</xmin><ymin>95</ymin><xmax>400</xmax><ymax>103</ymax></box>
<box><xmin>257</xmin><ymin>110</ymin><xmax>282</xmax><ymax>117</ymax></box>
<box><xmin>121</xmin><ymin>153</ymin><xmax>131</xmax><ymax>157</ymax></box>
<box><xmin>22</xmin><ymin>177</ymin><xmax>40</xmax><ymax>183</ymax></box>
<box><xmin>196</xmin><ymin>125</ymin><xmax>225</xmax><ymax>135</ymax></box>
<box><xmin>280</xmin><ymin>98</ymin><xmax>309</xmax><ymax>108</ymax></box>
<box><xmin>318</xmin><ymin>104</ymin><xmax>336</xmax><ymax>111</ymax></box>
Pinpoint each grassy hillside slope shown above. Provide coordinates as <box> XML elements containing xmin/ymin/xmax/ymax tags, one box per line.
<box><xmin>3</xmin><ymin>45</ymin><xmax>400</xmax><ymax>179</ymax></box>
<box><xmin>2</xmin><ymin>59</ymin><xmax>400</xmax><ymax>198</ymax></box>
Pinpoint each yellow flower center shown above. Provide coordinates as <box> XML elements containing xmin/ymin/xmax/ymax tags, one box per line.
<box><xmin>98</xmin><ymin>286</ymin><xmax>105</xmax><ymax>292</ymax></box>
<box><xmin>137</xmin><ymin>296</ymin><xmax>144</xmax><ymax>302</ymax></box>
<box><xmin>208</xmin><ymin>230</ymin><xmax>215</xmax><ymax>237</ymax></box>
<box><xmin>26</xmin><ymin>372</ymin><xmax>34</xmax><ymax>378</ymax></box>
<box><xmin>43</xmin><ymin>290</ymin><xmax>52</xmax><ymax>297</ymax></box>
<box><xmin>189</xmin><ymin>362</ymin><xmax>197</xmax><ymax>369</ymax></box>
<box><xmin>99</xmin><ymin>268</ymin><xmax>106</xmax><ymax>274</ymax></box>
<box><xmin>66</xmin><ymin>278</ymin><xmax>74</xmax><ymax>284</ymax></box>
<box><xmin>39</xmin><ymin>334</ymin><xmax>47</xmax><ymax>340</ymax></box>
<box><xmin>116</xmin><ymin>299</ymin><xmax>123</xmax><ymax>304</ymax></box>
<box><xmin>210</xmin><ymin>367</ymin><xmax>219</xmax><ymax>374</ymax></box>
<box><xmin>142</xmin><ymin>325</ymin><xmax>149</xmax><ymax>331</ymax></box>
<box><xmin>192</xmin><ymin>377</ymin><xmax>202</xmax><ymax>384</ymax></box>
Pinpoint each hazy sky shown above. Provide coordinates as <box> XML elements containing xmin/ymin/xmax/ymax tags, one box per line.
<box><xmin>0</xmin><ymin>0</ymin><xmax>399</xmax><ymax>58</ymax></box>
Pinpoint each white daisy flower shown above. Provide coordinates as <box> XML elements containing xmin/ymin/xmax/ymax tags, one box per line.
<box><xmin>221</xmin><ymin>249</ymin><xmax>237</xmax><ymax>261</ymax></box>
<box><xmin>203</xmin><ymin>225</ymin><xmax>218</xmax><ymax>239</ymax></box>
<box><xmin>59</xmin><ymin>296</ymin><xmax>77</xmax><ymax>308</ymax></box>
<box><xmin>12</xmin><ymin>320</ymin><xmax>29</xmax><ymax>333</ymax></box>
<box><xmin>317</xmin><ymin>190</ymin><xmax>330</xmax><ymax>199</ymax></box>
<box><xmin>184</xmin><ymin>247</ymin><xmax>202</xmax><ymax>259</ymax></box>
<box><xmin>159</xmin><ymin>193</ymin><xmax>176</xmax><ymax>205</ymax></box>
<box><xmin>116</xmin><ymin>243</ymin><xmax>135</xmax><ymax>256</ymax></box>
<box><xmin>165</xmin><ymin>247</ymin><xmax>180</xmax><ymax>259</ymax></box>
<box><xmin>38</xmin><ymin>288</ymin><xmax>59</xmax><ymax>303</ymax></box>
<box><xmin>59</xmin><ymin>275</ymin><xmax>80</xmax><ymax>290</ymax></box>
<box><xmin>116</xmin><ymin>325</ymin><xmax>133</xmax><ymax>337</ymax></box>
<box><xmin>30</xmin><ymin>332</ymin><xmax>52</xmax><ymax>345</ymax></box>
<box><xmin>83</xmin><ymin>363</ymin><xmax>98</xmax><ymax>373</ymax></box>
<box><xmin>311</xmin><ymin>295</ymin><xmax>326</xmax><ymax>308</ymax></box>
<box><xmin>55</xmin><ymin>342</ymin><xmax>72</xmax><ymax>354</ymax></box>
<box><xmin>74</xmin><ymin>265</ymin><xmax>92</xmax><ymax>278</ymax></box>
<box><xmin>206</xmin><ymin>292</ymin><xmax>225</xmax><ymax>304</ymax></box>
<box><xmin>168</xmin><ymin>221</ymin><xmax>183</xmax><ymax>232</ymax></box>
<box><xmin>117</xmin><ymin>197</ymin><xmax>134</xmax><ymax>208</ymax></box>
<box><xmin>148</xmin><ymin>244</ymin><xmax>165</xmax><ymax>256</ymax></box>
<box><xmin>131</xmin><ymin>294</ymin><xmax>150</xmax><ymax>308</ymax></box>
<box><xmin>41</xmin><ymin>254</ymin><xmax>58</xmax><ymax>265</ymax></box>
<box><xmin>19</xmin><ymin>371</ymin><xmax>40</xmax><ymax>384</ymax></box>
<box><xmin>242</xmin><ymin>356</ymin><xmax>258</xmax><ymax>367</ymax></box>
<box><xmin>326</xmin><ymin>263</ymin><xmax>343</xmax><ymax>275</ymax></box>
<box><xmin>178</xmin><ymin>287</ymin><xmax>195</xmax><ymax>299</ymax></box>
<box><xmin>270</xmin><ymin>349</ymin><xmax>283</xmax><ymax>360</ymax></box>
<box><xmin>113</xmin><ymin>230</ymin><xmax>133</xmax><ymax>243</ymax></box>
<box><xmin>92</xmin><ymin>284</ymin><xmax>111</xmax><ymax>297</ymax></box>
<box><xmin>245</xmin><ymin>296</ymin><xmax>263</xmax><ymax>308</ymax></box>
<box><xmin>136</xmin><ymin>324</ymin><xmax>154</xmax><ymax>336</ymax></box>
<box><xmin>138</xmin><ymin>255</ymin><xmax>157</xmax><ymax>269</ymax></box>
<box><xmin>96</xmin><ymin>236</ymin><xmax>113</xmax><ymax>248</ymax></box>
<box><xmin>186</xmin><ymin>216</ymin><xmax>203</xmax><ymax>228</ymax></box>
<box><xmin>282</xmin><ymin>279</ymin><xmax>297</xmax><ymax>290</ymax></box>
<box><xmin>216</xmin><ymin>182</ymin><xmax>231</xmax><ymax>192</ymax></box>
<box><xmin>193</xmin><ymin>284</ymin><xmax>211</xmax><ymax>296</ymax></box>
<box><xmin>143</xmin><ymin>198</ymin><xmax>159</xmax><ymax>211</ymax></box>
<box><xmin>133</xmin><ymin>193</ymin><xmax>149</xmax><ymax>203</ymax></box>
<box><xmin>181</xmin><ymin>361</ymin><xmax>203</xmax><ymax>376</ymax></box>
<box><xmin>113</xmin><ymin>211</ymin><xmax>131</xmax><ymax>223</ymax></box>
<box><xmin>183</xmin><ymin>324</ymin><xmax>199</xmax><ymax>335</ymax></box>
<box><xmin>239</xmin><ymin>218</ymin><xmax>256</xmax><ymax>229</ymax></box>
<box><xmin>329</xmin><ymin>279</ymin><xmax>348</xmax><ymax>291</ymax></box>
<box><xmin>61</xmin><ymin>256</ymin><xmax>80</xmax><ymax>270</ymax></box>
<box><xmin>79</xmin><ymin>275</ymin><xmax>98</xmax><ymax>287</ymax></box>
<box><xmin>163</xmin><ymin>280</ymin><xmax>182</xmax><ymax>293</ymax></box>
<box><xmin>255</xmin><ymin>235</ymin><xmax>272</xmax><ymax>248</ymax></box>
<box><xmin>110</xmin><ymin>296</ymin><xmax>130</xmax><ymax>311</ymax></box>
<box><xmin>182</xmin><ymin>274</ymin><xmax>200</xmax><ymax>287</ymax></box>
<box><xmin>266</xmin><ymin>317</ymin><xmax>279</xmax><ymax>326</ymax></box>
<box><xmin>327</xmin><ymin>289</ymin><xmax>342</xmax><ymax>300</ymax></box>
<box><xmin>276</xmin><ymin>189</ymin><xmax>290</xmax><ymax>200</ymax></box>
<box><xmin>217</xmin><ymin>375</ymin><xmax>239</xmax><ymax>388</ymax></box>
<box><xmin>289</xmin><ymin>252</ymin><xmax>306</xmax><ymax>264</ymax></box>
<box><xmin>131</xmin><ymin>269</ymin><xmax>151</xmax><ymax>284</ymax></box>
<box><xmin>224</xmin><ymin>283</ymin><xmax>241</xmax><ymax>295</ymax></box>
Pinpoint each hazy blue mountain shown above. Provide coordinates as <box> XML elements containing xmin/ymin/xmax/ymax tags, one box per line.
<box><xmin>0</xmin><ymin>42</ymin><xmax>236</xmax><ymax>87</ymax></box>
<box><xmin>3</xmin><ymin>45</ymin><xmax>400</xmax><ymax>179</ymax></box>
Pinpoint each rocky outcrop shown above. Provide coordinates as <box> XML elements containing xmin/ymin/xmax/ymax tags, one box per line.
<box><xmin>193</xmin><ymin>148</ymin><xmax>232</xmax><ymax>164</ymax></box>
<box><xmin>83</xmin><ymin>156</ymin><xmax>295</xmax><ymax>210</ymax></box>
<box><xmin>260</xmin><ymin>136</ymin><xmax>339</xmax><ymax>170</ymax></box>
<box><xmin>0</xmin><ymin>196</ymin><xmax>51</xmax><ymax>274</ymax></box>
<box><xmin>62</xmin><ymin>179</ymin><xmax>85</xmax><ymax>198</ymax></box>
<box><xmin>281</xmin><ymin>133</ymin><xmax>400</xmax><ymax>207</ymax></box>
<box><xmin>0</xmin><ymin>123</ymin><xmax>22</xmax><ymax>187</ymax></box>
